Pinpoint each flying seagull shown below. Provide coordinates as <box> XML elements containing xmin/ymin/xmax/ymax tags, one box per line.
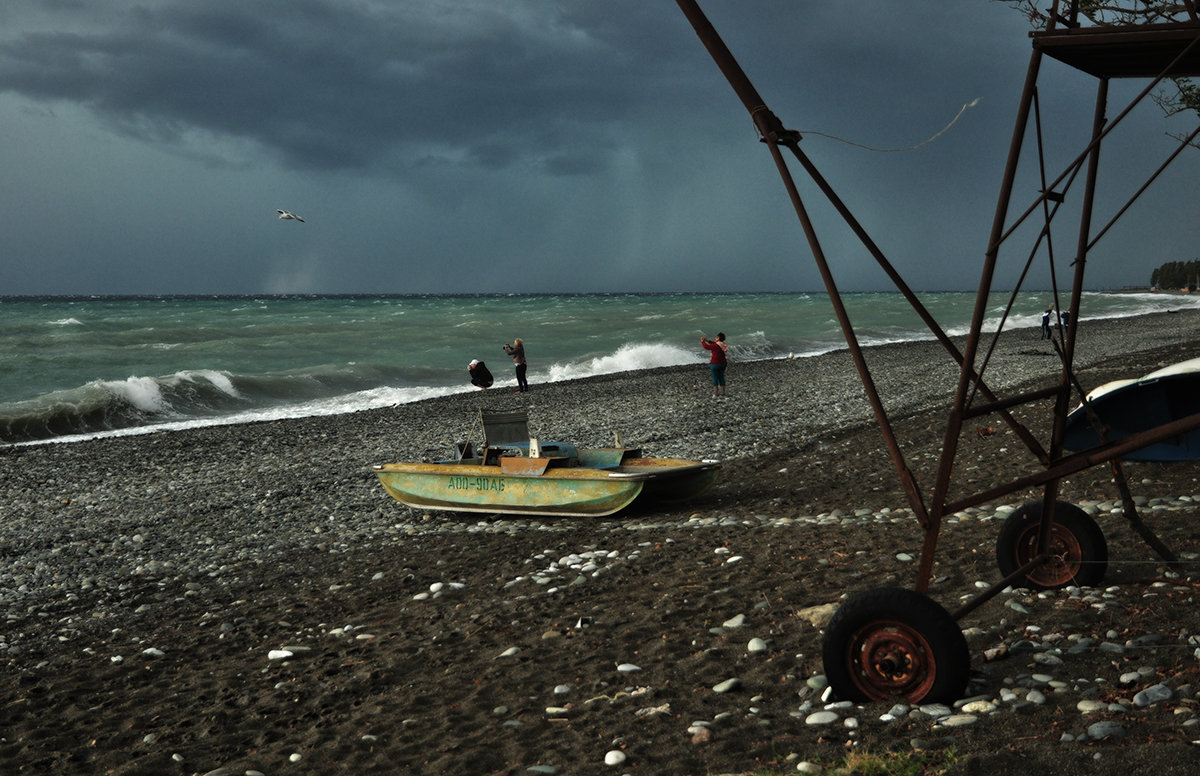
<box><xmin>277</xmin><ymin>209</ymin><xmax>304</xmax><ymax>222</ymax></box>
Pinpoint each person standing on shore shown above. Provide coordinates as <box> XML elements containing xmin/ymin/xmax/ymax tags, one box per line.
<box><xmin>1041</xmin><ymin>306</ymin><xmax>1053</xmax><ymax>340</ymax></box>
<box><xmin>503</xmin><ymin>338</ymin><xmax>529</xmax><ymax>393</ymax></box>
<box><xmin>1060</xmin><ymin>309</ymin><xmax>1071</xmax><ymax>336</ymax></box>
<box><xmin>701</xmin><ymin>332</ymin><xmax>728</xmax><ymax>397</ymax></box>
<box><xmin>468</xmin><ymin>359</ymin><xmax>493</xmax><ymax>390</ymax></box>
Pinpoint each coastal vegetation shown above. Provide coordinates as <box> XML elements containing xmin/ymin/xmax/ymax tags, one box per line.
<box><xmin>1150</xmin><ymin>258</ymin><xmax>1200</xmax><ymax>290</ymax></box>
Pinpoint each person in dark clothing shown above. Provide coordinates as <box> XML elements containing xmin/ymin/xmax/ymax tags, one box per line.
<box><xmin>468</xmin><ymin>359</ymin><xmax>493</xmax><ymax>390</ymax></box>
<box><xmin>701</xmin><ymin>332</ymin><xmax>728</xmax><ymax>397</ymax></box>
<box><xmin>503</xmin><ymin>338</ymin><xmax>529</xmax><ymax>393</ymax></box>
<box><xmin>1041</xmin><ymin>306</ymin><xmax>1053</xmax><ymax>340</ymax></box>
<box><xmin>1059</xmin><ymin>309</ymin><xmax>1071</xmax><ymax>336</ymax></box>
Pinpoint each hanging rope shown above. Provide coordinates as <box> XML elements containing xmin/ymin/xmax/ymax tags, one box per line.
<box><xmin>799</xmin><ymin>98</ymin><xmax>980</xmax><ymax>152</ymax></box>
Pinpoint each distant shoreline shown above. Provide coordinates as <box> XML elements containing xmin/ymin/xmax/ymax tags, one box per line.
<box><xmin>1</xmin><ymin>288</ymin><xmax>1186</xmax><ymax>301</ymax></box>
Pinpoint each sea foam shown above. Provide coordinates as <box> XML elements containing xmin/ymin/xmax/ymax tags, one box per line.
<box><xmin>543</xmin><ymin>342</ymin><xmax>697</xmax><ymax>383</ymax></box>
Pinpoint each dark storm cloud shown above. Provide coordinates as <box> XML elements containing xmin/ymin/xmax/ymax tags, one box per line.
<box><xmin>1</xmin><ymin>1</ymin><xmax>1191</xmax><ymax>295</ymax></box>
<box><xmin>0</xmin><ymin>0</ymin><xmax>689</xmax><ymax>173</ymax></box>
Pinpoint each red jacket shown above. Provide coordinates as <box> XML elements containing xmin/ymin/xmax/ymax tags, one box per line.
<box><xmin>702</xmin><ymin>338</ymin><xmax>727</xmax><ymax>364</ymax></box>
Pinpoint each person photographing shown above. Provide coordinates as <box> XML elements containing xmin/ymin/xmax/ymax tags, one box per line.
<box><xmin>503</xmin><ymin>338</ymin><xmax>529</xmax><ymax>393</ymax></box>
<box><xmin>701</xmin><ymin>332</ymin><xmax>728</xmax><ymax>398</ymax></box>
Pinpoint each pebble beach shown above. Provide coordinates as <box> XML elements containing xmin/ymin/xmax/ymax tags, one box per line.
<box><xmin>4</xmin><ymin>310</ymin><xmax>1200</xmax><ymax>775</ymax></box>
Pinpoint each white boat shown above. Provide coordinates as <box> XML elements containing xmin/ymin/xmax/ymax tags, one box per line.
<box><xmin>1063</xmin><ymin>357</ymin><xmax>1200</xmax><ymax>461</ymax></box>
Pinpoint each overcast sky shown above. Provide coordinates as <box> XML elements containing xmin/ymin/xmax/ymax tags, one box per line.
<box><xmin>1</xmin><ymin>1</ymin><xmax>1195</xmax><ymax>295</ymax></box>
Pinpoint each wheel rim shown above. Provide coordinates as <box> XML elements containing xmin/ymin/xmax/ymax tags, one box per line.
<box><xmin>846</xmin><ymin>620</ymin><xmax>937</xmax><ymax>701</ymax></box>
<box><xmin>1014</xmin><ymin>523</ymin><xmax>1084</xmax><ymax>587</ymax></box>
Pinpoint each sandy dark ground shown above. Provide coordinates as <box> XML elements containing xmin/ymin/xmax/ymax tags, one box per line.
<box><xmin>3</xmin><ymin>313</ymin><xmax>1200</xmax><ymax>775</ymax></box>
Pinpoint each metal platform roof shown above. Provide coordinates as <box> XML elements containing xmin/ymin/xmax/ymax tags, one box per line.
<box><xmin>1033</xmin><ymin>21</ymin><xmax>1200</xmax><ymax>78</ymax></box>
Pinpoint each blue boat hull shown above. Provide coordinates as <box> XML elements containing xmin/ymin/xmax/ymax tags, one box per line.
<box><xmin>1064</xmin><ymin>359</ymin><xmax>1200</xmax><ymax>461</ymax></box>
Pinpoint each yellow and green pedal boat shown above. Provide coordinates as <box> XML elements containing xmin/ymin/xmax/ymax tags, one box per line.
<box><xmin>373</xmin><ymin>410</ymin><xmax>720</xmax><ymax>517</ymax></box>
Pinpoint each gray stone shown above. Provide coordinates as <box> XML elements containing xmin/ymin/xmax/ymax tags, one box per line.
<box><xmin>1133</xmin><ymin>683</ymin><xmax>1173</xmax><ymax>707</ymax></box>
<box><xmin>713</xmin><ymin>677</ymin><xmax>742</xmax><ymax>694</ymax></box>
<box><xmin>939</xmin><ymin>714</ymin><xmax>978</xmax><ymax>728</ymax></box>
<box><xmin>917</xmin><ymin>703</ymin><xmax>952</xmax><ymax>718</ymax></box>
<box><xmin>1086</xmin><ymin>721</ymin><xmax>1128</xmax><ymax>740</ymax></box>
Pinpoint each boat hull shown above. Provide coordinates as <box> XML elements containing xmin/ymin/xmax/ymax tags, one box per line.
<box><xmin>372</xmin><ymin>456</ymin><xmax>719</xmax><ymax>517</ymax></box>
<box><xmin>1064</xmin><ymin>357</ymin><xmax>1200</xmax><ymax>461</ymax></box>
<box><xmin>606</xmin><ymin>457</ymin><xmax>722</xmax><ymax>503</ymax></box>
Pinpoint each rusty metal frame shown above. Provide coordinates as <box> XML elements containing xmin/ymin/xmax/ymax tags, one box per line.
<box><xmin>676</xmin><ymin>0</ymin><xmax>1200</xmax><ymax>612</ymax></box>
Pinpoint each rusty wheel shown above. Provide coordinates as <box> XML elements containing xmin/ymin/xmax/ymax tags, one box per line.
<box><xmin>996</xmin><ymin>501</ymin><xmax>1107</xmax><ymax>589</ymax></box>
<box><xmin>822</xmin><ymin>587</ymin><xmax>969</xmax><ymax>704</ymax></box>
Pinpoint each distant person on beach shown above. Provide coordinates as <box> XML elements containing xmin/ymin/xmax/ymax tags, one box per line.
<box><xmin>701</xmin><ymin>332</ymin><xmax>728</xmax><ymax>397</ymax></box>
<box><xmin>1059</xmin><ymin>309</ymin><xmax>1071</xmax><ymax>335</ymax></box>
<box><xmin>468</xmin><ymin>359</ymin><xmax>493</xmax><ymax>390</ymax></box>
<box><xmin>1041</xmin><ymin>306</ymin><xmax>1053</xmax><ymax>339</ymax></box>
<box><xmin>503</xmin><ymin>338</ymin><xmax>529</xmax><ymax>393</ymax></box>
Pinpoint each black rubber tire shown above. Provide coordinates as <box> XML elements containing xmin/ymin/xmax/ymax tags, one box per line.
<box><xmin>822</xmin><ymin>587</ymin><xmax>970</xmax><ymax>704</ymax></box>
<box><xmin>995</xmin><ymin>500</ymin><xmax>1108</xmax><ymax>589</ymax></box>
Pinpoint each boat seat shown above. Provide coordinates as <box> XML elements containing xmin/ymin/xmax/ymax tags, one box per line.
<box><xmin>480</xmin><ymin>409</ymin><xmax>531</xmax><ymax>447</ymax></box>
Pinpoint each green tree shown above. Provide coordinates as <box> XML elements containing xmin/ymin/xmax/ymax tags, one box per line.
<box><xmin>1150</xmin><ymin>259</ymin><xmax>1200</xmax><ymax>289</ymax></box>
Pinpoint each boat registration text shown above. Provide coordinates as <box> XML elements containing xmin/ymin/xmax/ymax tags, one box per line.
<box><xmin>446</xmin><ymin>475</ymin><xmax>506</xmax><ymax>492</ymax></box>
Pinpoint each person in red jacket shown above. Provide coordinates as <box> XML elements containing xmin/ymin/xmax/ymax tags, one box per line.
<box><xmin>701</xmin><ymin>332</ymin><xmax>728</xmax><ymax>397</ymax></box>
